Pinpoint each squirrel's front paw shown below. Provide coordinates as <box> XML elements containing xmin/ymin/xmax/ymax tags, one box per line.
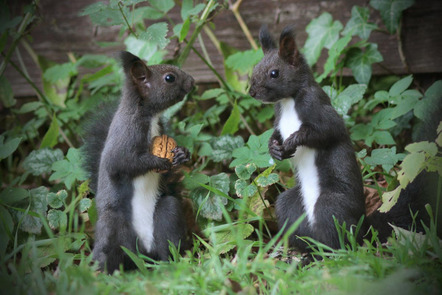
<box><xmin>172</xmin><ymin>146</ymin><xmax>190</xmax><ymax>166</ymax></box>
<box><xmin>269</xmin><ymin>139</ymin><xmax>285</xmax><ymax>161</ymax></box>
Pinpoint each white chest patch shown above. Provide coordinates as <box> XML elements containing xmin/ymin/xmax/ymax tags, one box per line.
<box><xmin>277</xmin><ymin>98</ymin><xmax>321</xmax><ymax>226</ymax></box>
<box><xmin>131</xmin><ymin>114</ymin><xmax>162</xmax><ymax>252</ymax></box>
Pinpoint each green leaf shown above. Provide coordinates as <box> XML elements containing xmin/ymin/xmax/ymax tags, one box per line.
<box><xmin>370</xmin><ymin>0</ymin><xmax>415</xmax><ymax>34</ymax></box>
<box><xmin>210</xmin><ymin>135</ymin><xmax>244</xmax><ymax>163</ymax></box>
<box><xmin>200</xmin><ymin>88</ymin><xmax>225</xmax><ymax>100</ymax></box>
<box><xmin>342</xmin><ymin>6</ymin><xmax>378</xmax><ymax>39</ymax></box>
<box><xmin>193</xmin><ymin>173</ymin><xmax>230</xmax><ymax>221</ymax></box>
<box><xmin>79</xmin><ymin>2</ymin><xmax>124</xmax><ymax>26</ymax></box>
<box><xmin>47</xmin><ymin>209</ymin><xmax>67</xmax><ymax>230</ymax></box>
<box><xmin>221</xmin><ymin>103</ymin><xmax>241</xmax><ymax>135</ymax></box>
<box><xmin>405</xmin><ymin>141</ymin><xmax>438</xmax><ymax>157</ymax></box>
<box><xmin>0</xmin><ymin>187</ymin><xmax>29</xmax><ymax>205</ymax></box>
<box><xmin>414</xmin><ymin>80</ymin><xmax>442</xmax><ymax>122</ymax></box>
<box><xmin>179</xmin><ymin>19</ymin><xmax>191</xmax><ymax>42</ymax></box>
<box><xmin>235</xmin><ymin>179</ymin><xmax>258</xmax><ymax>198</ymax></box>
<box><xmin>209</xmin><ymin>223</ymin><xmax>254</xmax><ymax>254</ymax></box>
<box><xmin>230</xmin><ymin>130</ymin><xmax>273</xmax><ymax>168</ymax></box>
<box><xmin>137</xmin><ymin>6</ymin><xmax>163</xmax><ymax>20</ymax></box>
<box><xmin>181</xmin><ymin>0</ymin><xmax>205</xmax><ymax>20</ymax></box>
<box><xmin>235</xmin><ymin>164</ymin><xmax>257</xmax><ymax>180</ymax></box>
<box><xmin>317</xmin><ymin>32</ymin><xmax>352</xmax><ymax>82</ymax></box>
<box><xmin>0</xmin><ymin>205</ymin><xmax>14</xmax><ymax>256</ymax></box>
<box><xmin>0</xmin><ymin>75</ymin><xmax>15</xmax><ymax>107</ymax></box>
<box><xmin>255</xmin><ymin>173</ymin><xmax>279</xmax><ymax>187</ymax></box>
<box><xmin>17</xmin><ymin>187</ymin><xmax>49</xmax><ymax>234</ymax></box>
<box><xmin>79</xmin><ymin>199</ymin><xmax>92</xmax><ymax>213</ymax></box>
<box><xmin>40</xmin><ymin>115</ymin><xmax>59</xmax><ymax>149</ymax></box>
<box><xmin>346</xmin><ymin>43</ymin><xmax>383</xmax><ymax>84</ymax></box>
<box><xmin>304</xmin><ymin>12</ymin><xmax>343</xmax><ymax>66</ymax></box>
<box><xmin>47</xmin><ymin>190</ymin><xmax>68</xmax><ymax>209</ymax></box>
<box><xmin>331</xmin><ymin>84</ymin><xmax>367</xmax><ymax>117</ymax></box>
<box><xmin>364</xmin><ymin>147</ymin><xmax>405</xmax><ymax>172</ymax></box>
<box><xmin>372</xmin><ymin>130</ymin><xmax>396</xmax><ymax>145</ymax></box>
<box><xmin>397</xmin><ymin>152</ymin><xmax>425</xmax><ymax>184</ymax></box>
<box><xmin>43</xmin><ymin>63</ymin><xmax>78</xmax><ymax>83</ymax></box>
<box><xmin>225</xmin><ymin>49</ymin><xmax>264</xmax><ymax>75</ymax></box>
<box><xmin>184</xmin><ymin>172</ymin><xmax>210</xmax><ymax>191</ymax></box>
<box><xmin>389</xmin><ymin>75</ymin><xmax>413</xmax><ymax>97</ymax></box>
<box><xmin>22</xmin><ymin>148</ymin><xmax>64</xmax><ymax>176</ymax></box>
<box><xmin>148</xmin><ymin>0</ymin><xmax>174</xmax><ymax>14</ymax></box>
<box><xmin>50</xmin><ymin>148</ymin><xmax>89</xmax><ymax>190</ymax></box>
<box><xmin>0</xmin><ymin>136</ymin><xmax>21</xmax><ymax>160</ymax></box>
<box><xmin>139</xmin><ymin>22</ymin><xmax>169</xmax><ymax>50</ymax></box>
<box><xmin>379</xmin><ymin>186</ymin><xmax>401</xmax><ymax>212</ymax></box>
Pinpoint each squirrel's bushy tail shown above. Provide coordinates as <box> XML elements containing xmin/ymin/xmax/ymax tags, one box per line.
<box><xmin>80</xmin><ymin>101</ymin><xmax>118</xmax><ymax>193</ymax></box>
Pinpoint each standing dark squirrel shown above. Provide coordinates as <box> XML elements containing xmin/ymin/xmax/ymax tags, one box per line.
<box><xmin>249</xmin><ymin>25</ymin><xmax>423</xmax><ymax>252</ymax></box>
<box><xmin>82</xmin><ymin>51</ymin><xmax>195</xmax><ymax>273</ymax></box>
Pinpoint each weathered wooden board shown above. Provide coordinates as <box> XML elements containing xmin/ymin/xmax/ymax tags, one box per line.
<box><xmin>4</xmin><ymin>0</ymin><xmax>442</xmax><ymax>97</ymax></box>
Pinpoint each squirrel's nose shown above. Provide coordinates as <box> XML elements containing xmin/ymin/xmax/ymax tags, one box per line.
<box><xmin>249</xmin><ymin>88</ymin><xmax>256</xmax><ymax>97</ymax></box>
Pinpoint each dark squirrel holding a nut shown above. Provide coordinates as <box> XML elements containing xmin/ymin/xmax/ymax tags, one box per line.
<box><xmin>82</xmin><ymin>51</ymin><xmax>194</xmax><ymax>273</ymax></box>
<box><xmin>249</xmin><ymin>25</ymin><xmax>431</xmax><ymax>252</ymax></box>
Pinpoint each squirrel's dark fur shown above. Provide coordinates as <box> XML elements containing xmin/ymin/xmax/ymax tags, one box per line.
<box><xmin>249</xmin><ymin>25</ymin><xmax>436</xmax><ymax>251</ymax></box>
<box><xmin>82</xmin><ymin>51</ymin><xmax>194</xmax><ymax>273</ymax></box>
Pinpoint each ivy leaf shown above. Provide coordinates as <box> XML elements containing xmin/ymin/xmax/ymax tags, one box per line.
<box><xmin>139</xmin><ymin>22</ymin><xmax>169</xmax><ymax>50</ymax></box>
<box><xmin>0</xmin><ymin>75</ymin><xmax>16</xmax><ymax>108</ymax></box>
<box><xmin>342</xmin><ymin>6</ymin><xmax>378</xmax><ymax>39</ymax></box>
<box><xmin>0</xmin><ymin>135</ymin><xmax>21</xmax><ymax>160</ymax></box>
<box><xmin>235</xmin><ymin>164</ymin><xmax>257</xmax><ymax>180</ymax></box>
<box><xmin>346</xmin><ymin>43</ymin><xmax>383</xmax><ymax>84</ymax></box>
<box><xmin>47</xmin><ymin>190</ymin><xmax>68</xmax><ymax>209</ymax></box>
<box><xmin>22</xmin><ymin>148</ymin><xmax>64</xmax><ymax>176</ymax></box>
<box><xmin>50</xmin><ymin>148</ymin><xmax>88</xmax><ymax>190</ymax></box>
<box><xmin>40</xmin><ymin>115</ymin><xmax>59</xmax><ymax>149</ymax></box>
<box><xmin>364</xmin><ymin>147</ymin><xmax>405</xmax><ymax>172</ymax></box>
<box><xmin>370</xmin><ymin>0</ymin><xmax>415</xmax><ymax>34</ymax></box>
<box><xmin>225</xmin><ymin>49</ymin><xmax>264</xmax><ymax>75</ymax></box>
<box><xmin>47</xmin><ymin>209</ymin><xmax>67</xmax><ymax>230</ymax></box>
<box><xmin>221</xmin><ymin>103</ymin><xmax>241</xmax><ymax>135</ymax></box>
<box><xmin>304</xmin><ymin>12</ymin><xmax>343</xmax><ymax>66</ymax></box>
<box><xmin>210</xmin><ymin>135</ymin><xmax>244</xmax><ymax>163</ymax></box>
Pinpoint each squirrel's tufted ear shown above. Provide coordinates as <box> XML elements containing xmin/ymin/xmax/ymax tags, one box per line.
<box><xmin>130</xmin><ymin>60</ymin><xmax>151</xmax><ymax>82</ymax></box>
<box><xmin>259</xmin><ymin>25</ymin><xmax>276</xmax><ymax>54</ymax></box>
<box><xmin>278</xmin><ymin>25</ymin><xmax>299</xmax><ymax>65</ymax></box>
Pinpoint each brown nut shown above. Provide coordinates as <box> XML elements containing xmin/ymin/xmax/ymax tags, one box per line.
<box><xmin>151</xmin><ymin>135</ymin><xmax>177</xmax><ymax>162</ymax></box>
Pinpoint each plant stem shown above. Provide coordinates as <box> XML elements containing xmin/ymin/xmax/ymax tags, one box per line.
<box><xmin>230</xmin><ymin>0</ymin><xmax>258</xmax><ymax>50</ymax></box>
<box><xmin>0</xmin><ymin>9</ymin><xmax>33</xmax><ymax>76</ymax></box>
<box><xmin>177</xmin><ymin>0</ymin><xmax>216</xmax><ymax>67</ymax></box>
<box><xmin>118</xmin><ymin>1</ymin><xmax>138</xmax><ymax>38</ymax></box>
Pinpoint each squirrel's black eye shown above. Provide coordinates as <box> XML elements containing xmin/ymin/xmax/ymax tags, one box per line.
<box><xmin>165</xmin><ymin>74</ymin><xmax>176</xmax><ymax>83</ymax></box>
<box><xmin>270</xmin><ymin>70</ymin><xmax>279</xmax><ymax>79</ymax></box>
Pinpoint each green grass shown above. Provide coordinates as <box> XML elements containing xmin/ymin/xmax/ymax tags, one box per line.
<box><xmin>1</xmin><ymin>216</ymin><xmax>441</xmax><ymax>295</ymax></box>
